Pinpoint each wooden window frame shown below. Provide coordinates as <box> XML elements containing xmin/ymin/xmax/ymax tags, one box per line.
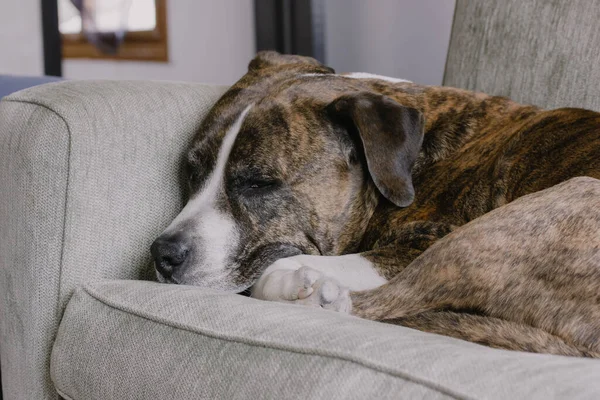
<box><xmin>61</xmin><ymin>0</ymin><xmax>168</xmax><ymax>62</ymax></box>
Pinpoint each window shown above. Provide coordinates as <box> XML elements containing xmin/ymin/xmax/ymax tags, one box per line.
<box><xmin>58</xmin><ymin>0</ymin><xmax>168</xmax><ymax>62</ymax></box>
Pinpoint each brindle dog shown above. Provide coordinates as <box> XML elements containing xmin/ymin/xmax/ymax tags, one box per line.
<box><xmin>151</xmin><ymin>52</ymin><xmax>600</xmax><ymax>356</ymax></box>
<box><xmin>353</xmin><ymin>177</ymin><xmax>600</xmax><ymax>357</ymax></box>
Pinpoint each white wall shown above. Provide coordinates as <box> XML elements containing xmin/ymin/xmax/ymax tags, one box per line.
<box><xmin>324</xmin><ymin>0</ymin><xmax>456</xmax><ymax>85</ymax></box>
<box><xmin>0</xmin><ymin>0</ymin><xmax>44</xmax><ymax>76</ymax></box>
<box><xmin>0</xmin><ymin>0</ymin><xmax>452</xmax><ymax>85</ymax></box>
<box><xmin>63</xmin><ymin>0</ymin><xmax>256</xmax><ymax>85</ymax></box>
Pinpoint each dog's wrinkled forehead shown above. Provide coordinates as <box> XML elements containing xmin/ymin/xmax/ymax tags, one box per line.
<box><xmin>187</xmin><ymin>100</ymin><xmax>325</xmax><ymax>194</ymax></box>
<box><xmin>184</xmin><ymin>51</ymin><xmax>389</xmax><ymax>187</ymax></box>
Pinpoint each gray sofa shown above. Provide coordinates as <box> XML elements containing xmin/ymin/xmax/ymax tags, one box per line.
<box><xmin>1</xmin><ymin>1</ymin><xmax>600</xmax><ymax>399</ymax></box>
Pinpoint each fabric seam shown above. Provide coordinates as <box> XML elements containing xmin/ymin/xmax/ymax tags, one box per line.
<box><xmin>55</xmin><ymin>387</ymin><xmax>75</xmax><ymax>400</ymax></box>
<box><xmin>76</xmin><ymin>284</ymin><xmax>474</xmax><ymax>400</ymax></box>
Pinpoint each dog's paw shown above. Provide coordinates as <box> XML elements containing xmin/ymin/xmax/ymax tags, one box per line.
<box><xmin>251</xmin><ymin>258</ymin><xmax>351</xmax><ymax>313</ymax></box>
<box><xmin>294</xmin><ymin>267</ymin><xmax>352</xmax><ymax>313</ymax></box>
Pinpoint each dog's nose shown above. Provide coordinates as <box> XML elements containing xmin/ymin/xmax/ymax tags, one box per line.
<box><xmin>150</xmin><ymin>234</ymin><xmax>190</xmax><ymax>279</ymax></box>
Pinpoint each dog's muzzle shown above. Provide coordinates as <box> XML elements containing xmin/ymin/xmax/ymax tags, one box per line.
<box><xmin>150</xmin><ymin>233</ymin><xmax>191</xmax><ymax>281</ymax></box>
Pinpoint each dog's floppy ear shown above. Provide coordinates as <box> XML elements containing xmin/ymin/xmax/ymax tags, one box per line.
<box><xmin>248</xmin><ymin>51</ymin><xmax>335</xmax><ymax>74</ymax></box>
<box><xmin>327</xmin><ymin>92</ymin><xmax>424</xmax><ymax>207</ymax></box>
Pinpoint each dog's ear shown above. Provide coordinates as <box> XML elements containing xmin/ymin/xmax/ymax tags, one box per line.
<box><xmin>248</xmin><ymin>51</ymin><xmax>335</xmax><ymax>74</ymax></box>
<box><xmin>327</xmin><ymin>92</ymin><xmax>424</xmax><ymax>207</ymax></box>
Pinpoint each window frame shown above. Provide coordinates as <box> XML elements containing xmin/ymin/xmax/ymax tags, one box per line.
<box><xmin>61</xmin><ymin>0</ymin><xmax>168</xmax><ymax>62</ymax></box>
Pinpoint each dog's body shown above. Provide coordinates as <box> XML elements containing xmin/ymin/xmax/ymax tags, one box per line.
<box><xmin>352</xmin><ymin>177</ymin><xmax>600</xmax><ymax>357</ymax></box>
<box><xmin>151</xmin><ymin>52</ymin><xmax>600</xmax><ymax>356</ymax></box>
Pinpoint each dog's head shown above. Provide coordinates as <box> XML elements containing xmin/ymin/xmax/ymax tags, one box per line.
<box><xmin>151</xmin><ymin>52</ymin><xmax>424</xmax><ymax>291</ymax></box>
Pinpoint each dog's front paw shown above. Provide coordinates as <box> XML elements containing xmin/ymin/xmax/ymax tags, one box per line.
<box><xmin>251</xmin><ymin>257</ymin><xmax>351</xmax><ymax>313</ymax></box>
<box><xmin>292</xmin><ymin>266</ymin><xmax>352</xmax><ymax>313</ymax></box>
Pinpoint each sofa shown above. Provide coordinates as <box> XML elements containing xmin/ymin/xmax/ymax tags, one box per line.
<box><xmin>1</xmin><ymin>1</ymin><xmax>600</xmax><ymax>399</ymax></box>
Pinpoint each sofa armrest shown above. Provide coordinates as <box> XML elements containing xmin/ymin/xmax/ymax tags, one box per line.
<box><xmin>0</xmin><ymin>80</ymin><xmax>227</xmax><ymax>400</ymax></box>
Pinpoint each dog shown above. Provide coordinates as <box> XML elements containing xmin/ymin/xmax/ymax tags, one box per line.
<box><xmin>350</xmin><ymin>177</ymin><xmax>600</xmax><ymax>357</ymax></box>
<box><xmin>151</xmin><ymin>52</ymin><xmax>600</xmax><ymax>356</ymax></box>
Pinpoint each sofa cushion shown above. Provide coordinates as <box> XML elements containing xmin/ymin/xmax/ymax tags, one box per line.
<box><xmin>51</xmin><ymin>280</ymin><xmax>600</xmax><ymax>400</ymax></box>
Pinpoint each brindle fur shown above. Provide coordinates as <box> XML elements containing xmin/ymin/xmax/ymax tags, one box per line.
<box><xmin>354</xmin><ymin>177</ymin><xmax>600</xmax><ymax>357</ymax></box>
<box><xmin>185</xmin><ymin>52</ymin><xmax>600</xmax><ymax>356</ymax></box>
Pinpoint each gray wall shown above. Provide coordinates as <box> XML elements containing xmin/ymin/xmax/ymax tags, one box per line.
<box><xmin>324</xmin><ymin>0</ymin><xmax>456</xmax><ymax>85</ymax></box>
<box><xmin>0</xmin><ymin>0</ymin><xmax>44</xmax><ymax>76</ymax></box>
<box><xmin>0</xmin><ymin>0</ymin><xmax>254</xmax><ymax>84</ymax></box>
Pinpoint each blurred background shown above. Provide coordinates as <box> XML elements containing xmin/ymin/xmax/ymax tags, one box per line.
<box><xmin>0</xmin><ymin>0</ymin><xmax>455</xmax><ymax>85</ymax></box>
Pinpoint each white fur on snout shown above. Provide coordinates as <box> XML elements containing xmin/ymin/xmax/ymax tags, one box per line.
<box><xmin>195</xmin><ymin>208</ymin><xmax>237</xmax><ymax>275</ymax></box>
<box><xmin>161</xmin><ymin>105</ymin><xmax>252</xmax><ymax>287</ymax></box>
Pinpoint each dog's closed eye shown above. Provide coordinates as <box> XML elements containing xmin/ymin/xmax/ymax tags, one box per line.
<box><xmin>239</xmin><ymin>179</ymin><xmax>279</xmax><ymax>195</ymax></box>
<box><xmin>227</xmin><ymin>174</ymin><xmax>281</xmax><ymax>197</ymax></box>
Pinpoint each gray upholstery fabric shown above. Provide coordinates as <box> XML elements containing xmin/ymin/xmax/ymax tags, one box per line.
<box><xmin>444</xmin><ymin>0</ymin><xmax>600</xmax><ymax>111</ymax></box>
<box><xmin>0</xmin><ymin>81</ymin><xmax>227</xmax><ymax>399</ymax></box>
<box><xmin>52</xmin><ymin>280</ymin><xmax>600</xmax><ymax>400</ymax></box>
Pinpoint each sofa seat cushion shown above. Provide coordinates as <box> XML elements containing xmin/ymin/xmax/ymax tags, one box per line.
<box><xmin>51</xmin><ymin>280</ymin><xmax>600</xmax><ymax>400</ymax></box>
